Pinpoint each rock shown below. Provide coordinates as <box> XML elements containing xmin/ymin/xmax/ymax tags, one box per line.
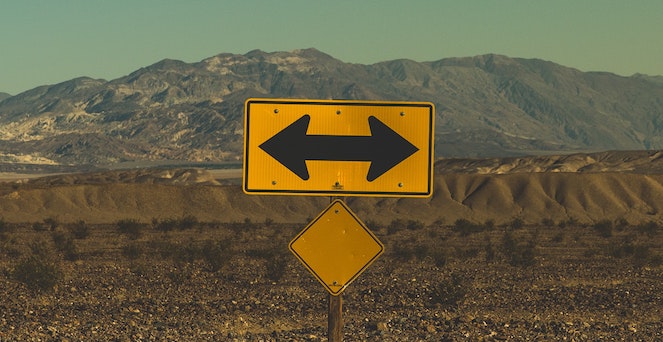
<box><xmin>376</xmin><ymin>322</ymin><xmax>389</xmax><ymax>332</ymax></box>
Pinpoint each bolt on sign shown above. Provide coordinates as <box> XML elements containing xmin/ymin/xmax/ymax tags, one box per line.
<box><xmin>243</xmin><ymin>98</ymin><xmax>434</xmax><ymax>197</ymax></box>
<box><xmin>289</xmin><ymin>200</ymin><xmax>384</xmax><ymax>296</ymax></box>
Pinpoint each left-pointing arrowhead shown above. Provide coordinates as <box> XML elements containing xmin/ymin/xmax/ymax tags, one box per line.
<box><xmin>259</xmin><ymin>115</ymin><xmax>311</xmax><ymax>180</ymax></box>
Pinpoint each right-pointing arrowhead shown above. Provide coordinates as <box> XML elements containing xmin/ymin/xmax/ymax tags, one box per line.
<box><xmin>365</xmin><ymin>116</ymin><xmax>419</xmax><ymax>181</ymax></box>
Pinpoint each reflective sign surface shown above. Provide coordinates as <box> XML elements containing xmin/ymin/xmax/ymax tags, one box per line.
<box><xmin>243</xmin><ymin>98</ymin><xmax>434</xmax><ymax>197</ymax></box>
<box><xmin>289</xmin><ymin>200</ymin><xmax>384</xmax><ymax>296</ymax></box>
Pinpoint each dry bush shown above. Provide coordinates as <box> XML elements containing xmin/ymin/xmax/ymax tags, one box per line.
<box><xmin>122</xmin><ymin>242</ymin><xmax>143</xmax><ymax>260</ymax></box>
<box><xmin>51</xmin><ymin>230</ymin><xmax>78</xmax><ymax>261</ymax></box>
<box><xmin>68</xmin><ymin>220</ymin><xmax>90</xmax><ymax>239</ymax></box>
<box><xmin>501</xmin><ymin>231</ymin><xmax>537</xmax><ymax>267</ymax></box>
<box><xmin>429</xmin><ymin>273</ymin><xmax>468</xmax><ymax>307</ymax></box>
<box><xmin>593</xmin><ymin>220</ymin><xmax>613</xmax><ymax>238</ymax></box>
<box><xmin>116</xmin><ymin>219</ymin><xmax>144</xmax><ymax>240</ymax></box>
<box><xmin>452</xmin><ymin>219</ymin><xmax>493</xmax><ymax>236</ymax></box>
<box><xmin>202</xmin><ymin>239</ymin><xmax>232</xmax><ymax>272</ymax></box>
<box><xmin>13</xmin><ymin>240</ymin><xmax>62</xmax><ymax>292</ymax></box>
<box><xmin>636</xmin><ymin>221</ymin><xmax>660</xmax><ymax>237</ymax></box>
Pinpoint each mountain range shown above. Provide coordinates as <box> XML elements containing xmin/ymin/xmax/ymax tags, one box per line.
<box><xmin>1</xmin><ymin>48</ymin><xmax>662</xmax><ymax>166</ymax></box>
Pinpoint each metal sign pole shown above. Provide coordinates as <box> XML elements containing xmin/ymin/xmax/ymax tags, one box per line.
<box><xmin>328</xmin><ymin>294</ymin><xmax>343</xmax><ymax>342</ymax></box>
<box><xmin>328</xmin><ymin>195</ymin><xmax>343</xmax><ymax>342</ymax></box>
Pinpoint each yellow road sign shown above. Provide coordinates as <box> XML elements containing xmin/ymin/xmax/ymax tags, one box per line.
<box><xmin>289</xmin><ymin>200</ymin><xmax>384</xmax><ymax>296</ymax></box>
<box><xmin>243</xmin><ymin>98</ymin><xmax>434</xmax><ymax>197</ymax></box>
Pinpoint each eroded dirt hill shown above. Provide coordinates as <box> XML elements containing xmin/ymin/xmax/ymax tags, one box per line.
<box><xmin>1</xmin><ymin>151</ymin><xmax>662</xmax><ymax>226</ymax></box>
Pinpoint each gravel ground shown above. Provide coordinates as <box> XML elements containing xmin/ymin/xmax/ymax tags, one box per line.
<box><xmin>1</xmin><ymin>222</ymin><xmax>662</xmax><ymax>341</ymax></box>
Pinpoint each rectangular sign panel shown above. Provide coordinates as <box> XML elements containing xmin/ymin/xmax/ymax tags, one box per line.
<box><xmin>243</xmin><ymin>98</ymin><xmax>434</xmax><ymax>197</ymax></box>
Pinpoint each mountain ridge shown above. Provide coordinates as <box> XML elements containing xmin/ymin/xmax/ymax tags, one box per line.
<box><xmin>1</xmin><ymin>48</ymin><xmax>662</xmax><ymax>165</ymax></box>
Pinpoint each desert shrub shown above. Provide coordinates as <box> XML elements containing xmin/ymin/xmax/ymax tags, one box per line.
<box><xmin>122</xmin><ymin>242</ymin><xmax>143</xmax><ymax>260</ymax></box>
<box><xmin>455</xmin><ymin>247</ymin><xmax>480</xmax><ymax>260</ymax></box>
<box><xmin>172</xmin><ymin>240</ymin><xmax>203</xmax><ymax>265</ymax></box>
<box><xmin>412</xmin><ymin>244</ymin><xmax>430</xmax><ymax>260</ymax></box>
<box><xmin>387</xmin><ymin>219</ymin><xmax>406</xmax><ymax>234</ymax></box>
<box><xmin>593</xmin><ymin>220</ymin><xmax>613</xmax><ymax>238</ymax></box>
<box><xmin>246</xmin><ymin>244</ymin><xmax>289</xmax><ymax>281</ymax></box>
<box><xmin>364</xmin><ymin>220</ymin><xmax>381</xmax><ymax>232</ymax></box>
<box><xmin>202</xmin><ymin>239</ymin><xmax>231</xmax><ymax>272</ymax></box>
<box><xmin>452</xmin><ymin>219</ymin><xmax>489</xmax><ymax>236</ymax></box>
<box><xmin>431</xmin><ymin>218</ymin><xmax>445</xmax><ymax>227</ymax></box>
<box><xmin>116</xmin><ymin>219</ymin><xmax>144</xmax><ymax>240</ymax></box>
<box><xmin>452</xmin><ymin>219</ymin><xmax>473</xmax><ymax>236</ymax></box>
<box><xmin>636</xmin><ymin>221</ymin><xmax>659</xmax><ymax>237</ymax></box>
<box><xmin>152</xmin><ymin>215</ymin><xmax>203</xmax><ymax>231</ymax></box>
<box><xmin>607</xmin><ymin>241</ymin><xmax>663</xmax><ymax>267</ymax></box>
<box><xmin>1</xmin><ymin>240</ymin><xmax>24</xmax><ymax>262</ymax></box>
<box><xmin>0</xmin><ymin>218</ymin><xmax>9</xmax><ymax>233</ymax></box>
<box><xmin>391</xmin><ymin>243</ymin><xmax>418</xmax><ymax>262</ymax></box>
<box><xmin>431</xmin><ymin>249</ymin><xmax>448</xmax><ymax>267</ymax></box>
<box><xmin>508</xmin><ymin>218</ymin><xmax>524</xmax><ymax>230</ymax></box>
<box><xmin>68</xmin><ymin>220</ymin><xmax>90</xmax><ymax>239</ymax></box>
<box><xmin>129</xmin><ymin>263</ymin><xmax>152</xmax><ymax>277</ymax></box>
<box><xmin>501</xmin><ymin>231</ymin><xmax>536</xmax><ymax>267</ymax></box>
<box><xmin>551</xmin><ymin>232</ymin><xmax>565</xmax><ymax>243</ymax></box>
<box><xmin>429</xmin><ymin>274</ymin><xmax>468</xmax><ymax>307</ymax></box>
<box><xmin>43</xmin><ymin>217</ymin><xmax>60</xmax><ymax>231</ymax></box>
<box><xmin>606</xmin><ymin>241</ymin><xmax>634</xmax><ymax>259</ymax></box>
<box><xmin>13</xmin><ymin>241</ymin><xmax>62</xmax><ymax>291</ymax></box>
<box><xmin>631</xmin><ymin>245</ymin><xmax>660</xmax><ymax>267</ymax></box>
<box><xmin>153</xmin><ymin>218</ymin><xmax>178</xmax><ymax>232</ymax></box>
<box><xmin>583</xmin><ymin>248</ymin><xmax>600</xmax><ymax>259</ymax></box>
<box><xmin>264</xmin><ymin>257</ymin><xmax>287</xmax><ymax>282</ymax></box>
<box><xmin>32</xmin><ymin>222</ymin><xmax>47</xmax><ymax>232</ymax></box>
<box><xmin>178</xmin><ymin>215</ymin><xmax>199</xmax><ymax>230</ymax></box>
<box><xmin>14</xmin><ymin>256</ymin><xmax>62</xmax><ymax>291</ymax></box>
<box><xmin>614</xmin><ymin>218</ymin><xmax>629</xmax><ymax>232</ymax></box>
<box><xmin>406</xmin><ymin>220</ymin><xmax>425</xmax><ymax>231</ymax></box>
<box><xmin>541</xmin><ymin>218</ymin><xmax>555</xmax><ymax>227</ymax></box>
<box><xmin>149</xmin><ymin>238</ymin><xmax>178</xmax><ymax>259</ymax></box>
<box><xmin>265</xmin><ymin>250</ymin><xmax>288</xmax><ymax>282</ymax></box>
<box><xmin>484</xmin><ymin>242</ymin><xmax>497</xmax><ymax>262</ymax></box>
<box><xmin>51</xmin><ymin>231</ymin><xmax>78</xmax><ymax>261</ymax></box>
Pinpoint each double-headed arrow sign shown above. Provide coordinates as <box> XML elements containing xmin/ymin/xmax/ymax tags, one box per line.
<box><xmin>243</xmin><ymin>98</ymin><xmax>434</xmax><ymax>197</ymax></box>
<box><xmin>259</xmin><ymin>114</ymin><xmax>418</xmax><ymax>182</ymax></box>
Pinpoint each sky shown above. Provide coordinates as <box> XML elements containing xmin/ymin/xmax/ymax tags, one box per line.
<box><xmin>1</xmin><ymin>0</ymin><xmax>662</xmax><ymax>95</ymax></box>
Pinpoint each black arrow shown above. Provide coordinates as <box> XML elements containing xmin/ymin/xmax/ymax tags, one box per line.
<box><xmin>259</xmin><ymin>115</ymin><xmax>419</xmax><ymax>181</ymax></box>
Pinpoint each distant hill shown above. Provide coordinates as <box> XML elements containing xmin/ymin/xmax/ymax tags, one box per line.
<box><xmin>0</xmin><ymin>48</ymin><xmax>662</xmax><ymax>165</ymax></box>
<box><xmin>2</xmin><ymin>151</ymin><xmax>663</xmax><ymax>225</ymax></box>
<box><xmin>0</xmin><ymin>92</ymin><xmax>11</xmax><ymax>102</ymax></box>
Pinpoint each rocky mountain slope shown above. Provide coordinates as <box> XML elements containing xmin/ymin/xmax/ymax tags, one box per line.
<box><xmin>1</xmin><ymin>49</ymin><xmax>662</xmax><ymax>165</ymax></box>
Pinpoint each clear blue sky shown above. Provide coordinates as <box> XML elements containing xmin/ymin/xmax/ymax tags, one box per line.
<box><xmin>1</xmin><ymin>0</ymin><xmax>662</xmax><ymax>95</ymax></box>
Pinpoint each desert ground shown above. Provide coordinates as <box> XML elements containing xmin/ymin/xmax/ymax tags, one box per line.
<box><xmin>1</xmin><ymin>152</ymin><xmax>662</xmax><ymax>340</ymax></box>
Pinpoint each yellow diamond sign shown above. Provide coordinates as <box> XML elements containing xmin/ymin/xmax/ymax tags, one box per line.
<box><xmin>289</xmin><ymin>200</ymin><xmax>384</xmax><ymax>296</ymax></box>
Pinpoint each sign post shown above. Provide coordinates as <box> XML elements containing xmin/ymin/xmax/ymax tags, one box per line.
<box><xmin>289</xmin><ymin>198</ymin><xmax>383</xmax><ymax>342</ymax></box>
<box><xmin>243</xmin><ymin>98</ymin><xmax>434</xmax><ymax>339</ymax></box>
<box><xmin>329</xmin><ymin>294</ymin><xmax>343</xmax><ymax>341</ymax></box>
